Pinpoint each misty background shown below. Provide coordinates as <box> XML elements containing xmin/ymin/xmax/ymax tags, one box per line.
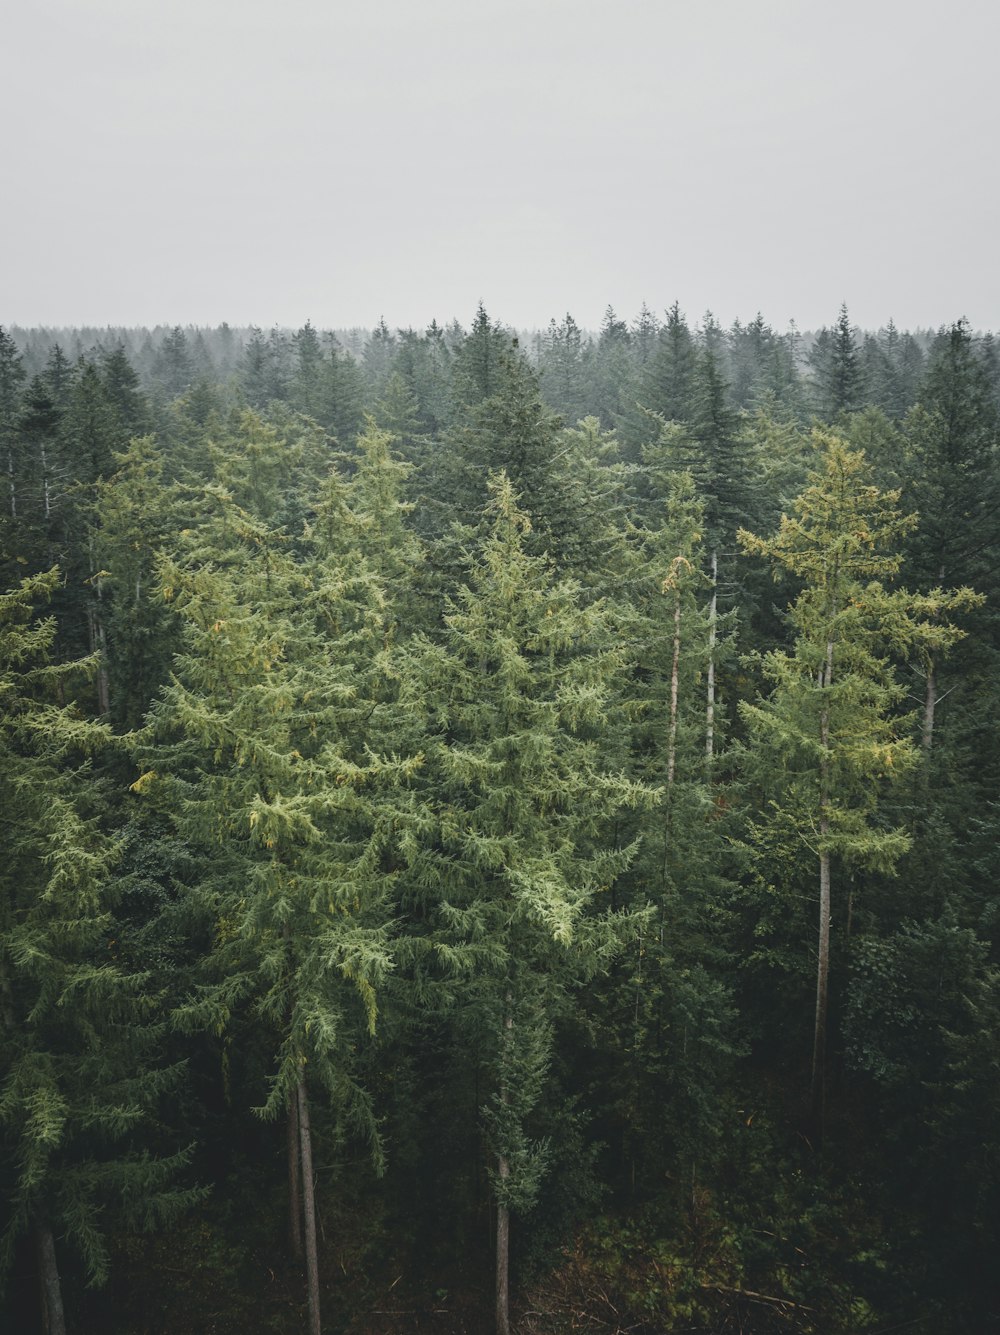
<box><xmin>3</xmin><ymin>0</ymin><xmax>998</xmax><ymax>332</ymax></box>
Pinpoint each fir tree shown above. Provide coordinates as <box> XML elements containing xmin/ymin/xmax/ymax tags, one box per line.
<box><xmin>399</xmin><ymin>475</ymin><xmax>654</xmax><ymax>1334</ymax></box>
<box><xmin>738</xmin><ymin>436</ymin><xmax>967</xmax><ymax>1143</ymax></box>
<box><xmin>139</xmin><ymin>479</ymin><xmax>414</xmax><ymax>1335</ymax></box>
<box><xmin>0</xmin><ymin>570</ymin><xmax>196</xmax><ymax>1335</ymax></box>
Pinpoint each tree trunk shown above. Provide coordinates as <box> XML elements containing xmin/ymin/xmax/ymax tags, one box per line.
<box><xmin>41</xmin><ymin>444</ymin><xmax>51</xmax><ymax>521</ymax></box>
<box><xmin>810</xmin><ymin>837</ymin><xmax>831</xmax><ymax>1146</ymax></box>
<box><xmin>705</xmin><ymin>548</ymin><xmax>718</xmax><ymax>767</ymax></box>
<box><xmin>35</xmin><ymin>1221</ymin><xmax>66</xmax><ymax>1335</ymax></box>
<box><xmin>810</xmin><ymin>636</ymin><xmax>835</xmax><ymax>1148</ymax></box>
<box><xmin>297</xmin><ymin>1073</ymin><xmax>322</xmax><ymax>1335</ymax></box>
<box><xmin>496</xmin><ymin>999</ymin><xmax>513</xmax><ymax>1335</ymax></box>
<box><xmin>288</xmin><ymin>1096</ymin><xmax>303</xmax><ymax>1262</ymax></box>
<box><xmin>496</xmin><ymin>1193</ymin><xmax>510</xmax><ymax>1335</ymax></box>
<box><xmin>922</xmin><ymin>661</ymin><xmax>937</xmax><ymax>755</ymax></box>
<box><xmin>921</xmin><ymin>568</ymin><xmax>947</xmax><ymax>757</ymax></box>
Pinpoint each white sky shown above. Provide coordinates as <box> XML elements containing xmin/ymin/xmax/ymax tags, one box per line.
<box><xmin>3</xmin><ymin>0</ymin><xmax>997</xmax><ymax>333</ymax></box>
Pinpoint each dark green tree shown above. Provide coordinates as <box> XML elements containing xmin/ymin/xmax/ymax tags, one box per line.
<box><xmin>0</xmin><ymin>570</ymin><xmax>196</xmax><ymax>1335</ymax></box>
<box><xmin>399</xmin><ymin>475</ymin><xmax>653</xmax><ymax>1334</ymax></box>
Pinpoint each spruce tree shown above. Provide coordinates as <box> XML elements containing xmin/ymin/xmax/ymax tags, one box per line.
<box><xmin>399</xmin><ymin>475</ymin><xmax>653</xmax><ymax>1334</ymax></box>
<box><xmin>738</xmin><ymin>436</ymin><xmax>968</xmax><ymax>1143</ymax></box>
<box><xmin>0</xmin><ymin>570</ymin><xmax>196</xmax><ymax>1335</ymax></box>
<box><xmin>139</xmin><ymin>478</ymin><xmax>412</xmax><ymax>1335</ymax></box>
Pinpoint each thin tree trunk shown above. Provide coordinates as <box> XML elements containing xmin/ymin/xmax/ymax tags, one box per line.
<box><xmin>41</xmin><ymin>444</ymin><xmax>51</xmax><ymax>521</ymax></box>
<box><xmin>496</xmin><ymin>1194</ymin><xmax>510</xmax><ymax>1335</ymax></box>
<box><xmin>297</xmin><ymin>1073</ymin><xmax>322</xmax><ymax>1335</ymax></box>
<box><xmin>706</xmin><ymin>549</ymin><xmax>718</xmax><ymax>767</ymax></box>
<box><xmin>35</xmin><ymin>1221</ymin><xmax>66</xmax><ymax>1335</ymax></box>
<box><xmin>496</xmin><ymin>998</ymin><xmax>513</xmax><ymax>1335</ymax></box>
<box><xmin>921</xmin><ymin>568</ymin><xmax>947</xmax><ymax>757</ymax></box>
<box><xmin>810</xmin><ymin>634</ymin><xmax>835</xmax><ymax>1148</ymax></box>
<box><xmin>288</xmin><ymin>1097</ymin><xmax>303</xmax><ymax>1262</ymax></box>
<box><xmin>922</xmin><ymin>661</ymin><xmax>937</xmax><ymax>755</ymax></box>
<box><xmin>811</xmin><ymin>838</ymin><xmax>831</xmax><ymax>1146</ymax></box>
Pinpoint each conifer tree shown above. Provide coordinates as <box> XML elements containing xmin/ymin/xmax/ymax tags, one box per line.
<box><xmin>642</xmin><ymin>302</ymin><xmax>698</xmax><ymax>425</ymax></box>
<box><xmin>290</xmin><ymin>320</ymin><xmax>326</xmax><ymax>420</ymax></box>
<box><xmin>154</xmin><ymin>326</ymin><xmax>194</xmax><ymax>399</ymax></box>
<box><xmin>537</xmin><ymin>313</ymin><xmax>592</xmax><ymax>424</ymax></box>
<box><xmin>590</xmin><ymin>306</ymin><xmax>633</xmax><ymax>429</ymax></box>
<box><xmin>809</xmin><ymin>304</ymin><xmax>865</xmax><ymax>420</ymax></box>
<box><xmin>0</xmin><ymin>570</ymin><xmax>196</xmax><ymax>1335</ymax></box>
<box><xmin>738</xmin><ymin>436</ymin><xmax>968</xmax><ymax>1142</ymax></box>
<box><xmin>449</xmin><ymin>303</ymin><xmax>513</xmax><ymax>411</ymax></box>
<box><xmin>0</xmin><ymin>327</ymin><xmax>26</xmax><ymax>533</ymax></box>
<box><xmin>608</xmin><ymin>475</ymin><xmax>739</xmax><ymax>1186</ymax></box>
<box><xmin>94</xmin><ymin>435</ymin><xmax>179</xmax><ymax>730</ymax></box>
<box><xmin>901</xmin><ymin>319</ymin><xmax>1000</xmax><ymax>754</ymax></box>
<box><xmin>399</xmin><ymin>476</ymin><xmax>653</xmax><ymax>1334</ymax></box>
<box><xmin>645</xmin><ymin>346</ymin><xmax>759</xmax><ymax>765</ymax></box>
<box><xmin>139</xmin><ymin>480</ymin><xmax>412</xmax><ymax>1335</ymax></box>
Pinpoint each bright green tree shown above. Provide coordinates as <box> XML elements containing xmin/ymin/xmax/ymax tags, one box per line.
<box><xmin>738</xmin><ymin>435</ymin><xmax>968</xmax><ymax>1143</ymax></box>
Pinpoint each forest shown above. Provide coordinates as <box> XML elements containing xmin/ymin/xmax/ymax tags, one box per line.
<box><xmin>1</xmin><ymin>303</ymin><xmax>998</xmax><ymax>1335</ymax></box>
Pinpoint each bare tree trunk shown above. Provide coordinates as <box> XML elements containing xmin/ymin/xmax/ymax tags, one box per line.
<box><xmin>35</xmin><ymin>1221</ymin><xmax>66</xmax><ymax>1335</ymax></box>
<box><xmin>922</xmin><ymin>661</ymin><xmax>937</xmax><ymax>755</ymax></box>
<box><xmin>810</xmin><ymin>634</ymin><xmax>835</xmax><ymax>1148</ymax></box>
<box><xmin>41</xmin><ymin>444</ymin><xmax>51</xmax><ymax>521</ymax></box>
<box><xmin>496</xmin><ymin>998</ymin><xmax>513</xmax><ymax>1335</ymax></box>
<box><xmin>297</xmin><ymin>1074</ymin><xmax>322</xmax><ymax>1335</ymax></box>
<box><xmin>496</xmin><ymin>1193</ymin><xmax>510</xmax><ymax>1335</ymax></box>
<box><xmin>288</xmin><ymin>1097</ymin><xmax>303</xmax><ymax>1262</ymax></box>
<box><xmin>810</xmin><ymin>837</ymin><xmax>831</xmax><ymax>1146</ymax></box>
<box><xmin>705</xmin><ymin>549</ymin><xmax>718</xmax><ymax>767</ymax></box>
<box><xmin>922</xmin><ymin>568</ymin><xmax>947</xmax><ymax>757</ymax></box>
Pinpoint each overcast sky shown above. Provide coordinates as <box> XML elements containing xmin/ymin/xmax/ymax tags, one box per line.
<box><xmin>3</xmin><ymin>0</ymin><xmax>997</xmax><ymax>333</ymax></box>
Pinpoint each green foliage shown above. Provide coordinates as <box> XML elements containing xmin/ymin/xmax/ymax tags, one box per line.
<box><xmin>0</xmin><ymin>569</ymin><xmax>197</xmax><ymax>1293</ymax></box>
<box><xmin>4</xmin><ymin>314</ymin><xmax>1000</xmax><ymax>1333</ymax></box>
<box><xmin>137</xmin><ymin>467</ymin><xmax>411</xmax><ymax>1155</ymax></box>
<box><xmin>399</xmin><ymin>473</ymin><xmax>655</xmax><ymax>1239</ymax></box>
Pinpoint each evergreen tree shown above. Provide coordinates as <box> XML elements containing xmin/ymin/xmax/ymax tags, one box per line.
<box><xmin>140</xmin><ymin>479</ymin><xmax>412</xmax><ymax>1335</ymax></box>
<box><xmin>607</xmin><ymin>475</ymin><xmax>739</xmax><ymax>1188</ymax></box>
<box><xmin>0</xmin><ymin>570</ymin><xmax>196</xmax><ymax>1335</ymax></box>
<box><xmin>738</xmin><ymin>436</ymin><xmax>965</xmax><ymax>1142</ymax></box>
<box><xmin>643</xmin><ymin>302</ymin><xmax>698</xmax><ymax>423</ymax></box>
<box><xmin>449</xmin><ymin>304</ymin><xmax>513</xmax><ymax>411</ymax></box>
<box><xmin>0</xmin><ymin>327</ymin><xmax>26</xmax><ymax>533</ymax></box>
<box><xmin>809</xmin><ymin>304</ymin><xmax>865</xmax><ymax>420</ymax></box>
<box><xmin>289</xmin><ymin>320</ymin><xmax>325</xmax><ymax>421</ymax></box>
<box><xmin>399</xmin><ymin>475</ymin><xmax>653</xmax><ymax>1334</ymax></box>
<box><xmin>94</xmin><ymin>435</ymin><xmax>179</xmax><ymax>731</ymax></box>
<box><xmin>590</xmin><ymin>306</ymin><xmax>633</xmax><ymax>429</ymax></box>
<box><xmin>361</xmin><ymin>317</ymin><xmax>397</xmax><ymax>399</ymax></box>
<box><xmin>537</xmin><ymin>313</ymin><xmax>591</xmax><ymax>425</ymax></box>
<box><xmin>901</xmin><ymin>318</ymin><xmax>1000</xmax><ymax>754</ymax></box>
<box><xmin>154</xmin><ymin>327</ymin><xmax>194</xmax><ymax>399</ymax></box>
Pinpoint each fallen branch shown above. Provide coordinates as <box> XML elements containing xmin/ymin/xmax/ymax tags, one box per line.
<box><xmin>703</xmin><ymin>1282</ymin><xmax>815</xmax><ymax>1312</ymax></box>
